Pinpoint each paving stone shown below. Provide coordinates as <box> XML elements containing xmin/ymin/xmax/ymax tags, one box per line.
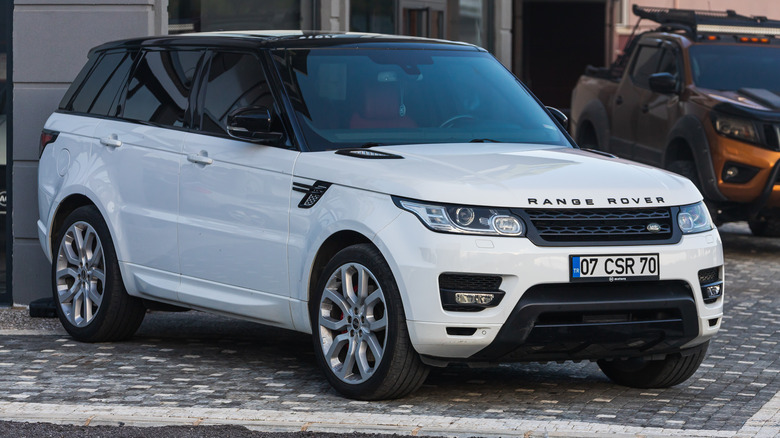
<box><xmin>0</xmin><ymin>222</ymin><xmax>777</xmax><ymax>437</ymax></box>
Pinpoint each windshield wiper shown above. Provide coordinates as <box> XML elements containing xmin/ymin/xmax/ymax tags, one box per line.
<box><xmin>469</xmin><ymin>138</ymin><xmax>502</xmax><ymax>143</ymax></box>
<box><xmin>359</xmin><ymin>142</ymin><xmax>384</xmax><ymax>148</ymax></box>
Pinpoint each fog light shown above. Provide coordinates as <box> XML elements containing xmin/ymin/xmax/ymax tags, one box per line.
<box><xmin>724</xmin><ymin>166</ymin><xmax>739</xmax><ymax>180</ymax></box>
<box><xmin>703</xmin><ymin>284</ymin><xmax>722</xmax><ymax>299</ymax></box>
<box><xmin>455</xmin><ymin>292</ymin><xmax>495</xmax><ymax>305</ymax></box>
<box><xmin>721</xmin><ymin>161</ymin><xmax>759</xmax><ymax>184</ymax></box>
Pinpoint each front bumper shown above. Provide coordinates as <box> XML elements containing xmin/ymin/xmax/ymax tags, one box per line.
<box><xmin>374</xmin><ymin>212</ymin><xmax>724</xmax><ymax>362</ymax></box>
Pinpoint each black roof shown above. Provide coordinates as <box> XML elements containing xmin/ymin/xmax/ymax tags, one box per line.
<box><xmin>91</xmin><ymin>31</ymin><xmax>483</xmax><ymax>54</ymax></box>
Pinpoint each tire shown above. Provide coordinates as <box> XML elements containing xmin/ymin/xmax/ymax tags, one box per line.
<box><xmin>310</xmin><ymin>244</ymin><xmax>429</xmax><ymax>400</ymax></box>
<box><xmin>667</xmin><ymin>160</ymin><xmax>701</xmax><ymax>189</ymax></box>
<box><xmin>52</xmin><ymin>206</ymin><xmax>146</xmax><ymax>342</ymax></box>
<box><xmin>748</xmin><ymin>218</ymin><xmax>780</xmax><ymax>237</ymax></box>
<box><xmin>597</xmin><ymin>341</ymin><xmax>709</xmax><ymax>388</ymax></box>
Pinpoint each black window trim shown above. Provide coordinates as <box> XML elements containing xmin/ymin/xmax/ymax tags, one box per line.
<box><xmin>115</xmin><ymin>47</ymin><xmax>207</xmax><ymax>131</ymax></box>
<box><xmin>190</xmin><ymin>48</ymin><xmax>297</xmax><ymax>150</ymax></box>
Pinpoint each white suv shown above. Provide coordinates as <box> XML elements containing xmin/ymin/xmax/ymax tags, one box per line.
<box><xmin>37</xmin><ymin>31</ymin><xmax>723</xmax><ymax>400</ymax></box>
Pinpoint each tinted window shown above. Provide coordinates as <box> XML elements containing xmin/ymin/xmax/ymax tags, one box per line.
<box><xmin>273</xmin><ymin>48</ymin><xmax>570</xmax><ymax>151</ymax></box>
<box><xmin>59</xmin><ymin>53</ymin><xmax>99</xmax><ymax>110</ymax></box>
<box><xmin>200</xmin><ymin>52</ymin><xmax>276</xmax><ymax>135</ymax></box>
<box><xmin>70</xmin><ymin>51</ymin><xmax>132</xmax><ymax>114</ymax></box>
<box><xmin>690</xmin><ymin>45</ymin><xmax>780</xmax><ymax>92</ymax></box>
<box><xmin>123</xmin><ymin>50</ymin><xmax>203</xmax><ymax>127</ymax></box>
<box><xmin>631</xmin><ymin>45</ymin><xmax>662</xmax><ymax>89</ymax></box>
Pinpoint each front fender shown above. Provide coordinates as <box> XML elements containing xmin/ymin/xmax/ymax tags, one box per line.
<box><xmin>666</xmin><ymin>115</ymin><xmax>726</xmax><ymax>202</ymax></box>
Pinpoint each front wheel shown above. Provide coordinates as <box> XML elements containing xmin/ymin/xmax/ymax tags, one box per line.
<box><xmin>52</xmin><ymin>206</ymin><xmax>146</xmax><ymax>342</ymax></box>
<box><xmin>310</xmin><ymin>244</ymin><xmax>429</xmax><ymax>400</ymax></box>
<box><xmin>597</xmin><ymin>341</ymin><xmax>709</xmax><ymax>388</ymax></box>
<box><xmin>748</xmin><ymin>217</ymin><xmax>780</xmax><ymax>237</ymax></box>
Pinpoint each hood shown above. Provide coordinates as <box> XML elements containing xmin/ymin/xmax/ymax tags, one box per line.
<box><xmin>702</xmin><ymin>88</ymin><xmax>780</xmax><ymax>119</ymax></box>
<box><xmin>293</xmin><ymin>144</ymin><xmax>701</xmax><ymax>208</ymax></box>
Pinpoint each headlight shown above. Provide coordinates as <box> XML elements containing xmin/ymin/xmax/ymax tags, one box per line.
<box><xmin>712</xmin><ymin>113</ymin><xmax>759</xmax><ymax>144</ymax></box>
<box><xmin>394</xmin><ymin>198</ymin><xmax>525</xmax><ymax>236</ymax></box>
<box><xmin>678</xmin><ymin>201</ymin><xmax>713</xmax><ymax>234</ymax></box>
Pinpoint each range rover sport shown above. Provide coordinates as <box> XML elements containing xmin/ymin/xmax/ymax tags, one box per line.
<box><xmin>38</xmin><ymin>31</ymin><xmax>723</xmax><ymax>400</ymax></box>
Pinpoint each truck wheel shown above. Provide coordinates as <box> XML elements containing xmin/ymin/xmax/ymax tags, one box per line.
<box><xmin>597</xmin><ymin>341</ymin><xmax>708</xmax><ymax>388</ymax></box>
<box><xmin>52</xmin><ymin>206</ymin><xmax>146</xmax><ymax>342</ymax></box>
<box><xmin>667</xmin><ymin>160</ymin><xmax>701</xmax><ymax>189</ymax></box>
<box><xmin>748</xmin><ymin>218</ymin><xmax>780</xmax><ymax>237</ymax></box>
<box><xmin>310</xmin><ymin>244</ymin><xmax>429</xmax><ymax>400</ymax></box>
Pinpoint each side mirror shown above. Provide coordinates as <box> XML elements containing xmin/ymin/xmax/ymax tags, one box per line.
<box><xmin>227</xmin><ymin>107</ymin><xmax>284</xmax><ymax>143</ymax></box>
<box><xmin>546</xmin><ymin>106</ymin><xmax>569</xmax><ymax>132</ymax></box>
<box><xmin>648</xmin><ymin>72</ymin><xmax>678</xmax><ymax>94</ymax></box>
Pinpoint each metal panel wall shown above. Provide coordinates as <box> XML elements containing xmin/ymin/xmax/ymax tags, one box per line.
<box><xmin>11</xmin><ymin>0</ymin><xmax>166</xmax><ymax>305</ymax></box>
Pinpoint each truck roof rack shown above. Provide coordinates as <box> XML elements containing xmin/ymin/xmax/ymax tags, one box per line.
<box><xmin>633</xmin><ymin>5</ymin><xmax>780</xmax><ymax>38</ymax></box>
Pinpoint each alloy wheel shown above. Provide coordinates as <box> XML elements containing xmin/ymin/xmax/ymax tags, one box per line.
<box><xmin>55</xmin><ymin>221</ymin><xmax>106</xmax><ymax>327</ymax></box>
<box><xmin>318</xmin><ymin>262</ymin><xmax>388</xmax><ymax>384</ymax></box>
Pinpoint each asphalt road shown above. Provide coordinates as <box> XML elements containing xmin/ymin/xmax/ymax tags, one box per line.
<box><xmin>0</xmin><ymin>222</ymin><xmax>778</xmax><ymax>437</ymax></box>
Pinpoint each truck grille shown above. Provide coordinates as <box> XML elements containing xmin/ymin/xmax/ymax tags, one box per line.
<box><xmin>516</xmin><ymin>207</ymin><xmax>679</xmax><ymax>246</ymax></box>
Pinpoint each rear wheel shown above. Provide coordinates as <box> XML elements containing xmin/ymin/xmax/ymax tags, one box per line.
<box><xmin>310</xmin><ymin>244</ymin><xmax>429</xmax><ymax>400</ymax></box>
<box><xmin>597</xmin><ymin>341</ymin><xmax>708</xmax><ymax>388</ymax></box>
<box><xmin>52</xmin><ymin>206</ymin><xmax>146</xmax><ymax>342</ymax></box>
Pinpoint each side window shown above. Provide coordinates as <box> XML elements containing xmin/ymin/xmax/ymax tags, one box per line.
<box><xmin>122</xmin><ymin>50</ymin><xmax>203</xmax><ymax>128</ymax></box>
<box><xmin>69</xmin><ymin>51</ymin><xmax>135</xmax><ymax>115</ymax></box>
<box><xmin>658</xmin><ymin>48</ymin><xmax>679</xmax><ymax>79</ymax></box>
<box><xmin>200</xmin><ymin>52</ymin><xmax>277</xmax><ymax>136</ymax></box>
<box><xmin>630</xmin><ymin>45</ymin><xmax>663</xmax><ymax>89</ymax></box>
<box><xmin>59</xmin><ymin>53</ymin><xmax>99</xmax><ymax>110</ymax></box>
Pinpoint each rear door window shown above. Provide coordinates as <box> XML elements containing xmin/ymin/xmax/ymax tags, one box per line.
<box><xmin>122</xmin><ymin>50</ymin><xmax>204</xmax><ymax>128</ymax></box>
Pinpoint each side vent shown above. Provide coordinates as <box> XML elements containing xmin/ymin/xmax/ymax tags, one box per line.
<box><xmin>335</xmin><ymin>149</ymin><xmax>403</xmax><ymax>159</ymax></box>
<box><xmin>292</xmin><ymin>181</ymin><xmax>332</xmax><ymax>209</ymax></box>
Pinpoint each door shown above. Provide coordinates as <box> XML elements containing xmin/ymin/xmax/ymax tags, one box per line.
<box><xmin>400</xmin><ymin>0</ymin><xmax>445</xmax><ymax>38</ymax></box>
<box><xmin>92</xmin><ymin>49</ymin><xmax>203</xmax><ymax>301</ymax></box>
<box><xmin>610</xmin><ymin>41</ymin><xmax>662</xmax><ymax>159</ymax></box>
<box><xmin>178</xmin><ymin>51</ymin><xmax>298</xmax><ymax>325</ymax></box>
<box><xmin>634</xmin><ymin>44</ymin><xmax>683</xmax><ymax>166</ymax></box>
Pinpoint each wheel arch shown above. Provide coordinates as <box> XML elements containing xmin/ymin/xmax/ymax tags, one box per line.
<box><xmin>307</xmin><ymin>230</ymin><xmax>374</xmax><ymax>306</ymax></box>
<box><xmin>574</xmin><ymin>99</ymin><xmax>610</xmax><ymax>151</ymax></box>
<box><xmin>48</xmin><ymin>193</ymin><xmax>97</xmax><ymax>257</ymax></box>
<box><xmin>664</xmin><ymin>115</ymin><xmax>726</xmax><ymax>201</ymax></box>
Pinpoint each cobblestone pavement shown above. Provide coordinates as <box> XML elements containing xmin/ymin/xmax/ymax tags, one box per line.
<box><xmin>0</xmin><ymin>223</ymin><xmax>778</xmax><ymax>437</ymax></box>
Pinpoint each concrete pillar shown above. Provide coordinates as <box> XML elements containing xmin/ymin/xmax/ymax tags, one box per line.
<box><xmin>12</xmin><ymin>0</ymin><xmax>166</xmax><ymax>305</ymax></box>
<box><xmin>319</xmin><ymin>0</ymin><xmax>349</xmax><ymax>31</ymax></box>
<box><xmin>493</xmin><ymin>0</ymin><xmax>512</xmax><ymax>69</ymax></box>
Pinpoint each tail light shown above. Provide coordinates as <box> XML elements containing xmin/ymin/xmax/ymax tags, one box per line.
<box><xmin>39</xmin><ymin>129</ymin><xmax>59</xmax><ymax>158</ymax></box>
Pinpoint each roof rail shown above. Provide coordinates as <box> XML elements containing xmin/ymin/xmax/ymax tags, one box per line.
<box><xmin>632</xmin><ymin>5</ymin><xmax>780</xmax><ymax>38</ymax></box>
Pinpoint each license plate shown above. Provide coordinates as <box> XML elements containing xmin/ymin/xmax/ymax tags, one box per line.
<box><xmin>570</xmin><ymin>254</ymin><xmax>659</xmax><ymax>282</ymax></box>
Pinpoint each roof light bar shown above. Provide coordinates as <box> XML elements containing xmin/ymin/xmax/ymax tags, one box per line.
<box><xmin>699</xmin><ymin>24</ymin><xmax>780</xmax><ymax>36</ymax></box>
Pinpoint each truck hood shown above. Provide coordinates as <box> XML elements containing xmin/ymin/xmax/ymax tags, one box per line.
<box><xmin>293</xmin><ymin>144</ymin><xmax>701</xmax><ymax>208</ymax></box>
<box><xmin>704</xmin><ymin>88</ymin><xmax>780</xmax><ymax>113</ymax></box>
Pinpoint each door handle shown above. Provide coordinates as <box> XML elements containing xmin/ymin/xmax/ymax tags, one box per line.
<box><xmin>187</xmin><ymin>152</ymin><xmax>213</xmax><ymax>165</ymax></box>
<box><xmin>615</xmin><ymin>96</ymin><xmax>623</xmax><ymax>105</ymax></box>
<box><xmin>100</xmin><ymin>135</ymin><xmax>122</xmax><ymax>148</ymax></box>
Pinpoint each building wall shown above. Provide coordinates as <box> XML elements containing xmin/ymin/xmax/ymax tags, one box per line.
<box><xmin>12</xmin><ymin>0</ymin><xmax>166</xmax><ymax>305</ymax></box>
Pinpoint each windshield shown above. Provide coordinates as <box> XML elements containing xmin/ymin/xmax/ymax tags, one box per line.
<box><xmin>272</xmin><ymin>48</ymin><xmax>570</xmax><ymax>151</ymax></box>
<box><xmin>689</xmin><ymin>45</ymin><xmax>780</xmax><ymax>92</ymax></box>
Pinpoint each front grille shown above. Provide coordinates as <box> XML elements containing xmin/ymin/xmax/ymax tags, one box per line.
<box><xmin>438</xmin><ymin>273</ymin><xmax>502</xmax><ymax>292</ymax></box>
<box><xmin>517</xmin><ymin>207</ymin><xmax>678</xmax><ymax>246</ymax></box>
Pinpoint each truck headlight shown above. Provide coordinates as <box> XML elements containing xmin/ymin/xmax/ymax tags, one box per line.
<box><xmin>678</xmin><ymin>201</ymin><xmax>713</xmax><ymax>234</ymax></box>
<box><xmin>394</xmin><ymin>197</ymin><xmax>525</xmax><ymax>236</ymax></box>
<box><xmin>712</xmin><ymin>113</ymin><xmax>760</xmax><ymax>144</ymax></box>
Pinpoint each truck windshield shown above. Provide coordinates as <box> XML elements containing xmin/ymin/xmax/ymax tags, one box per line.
<box><xmin>272</xmin><ymin>48</ymin><xmax>570</xmax><ymax>151</ymax></box>
<box><xmin>689</xmin><ymin>45</ymin><xmax>780</xmax><ymax>92</ymax></box>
